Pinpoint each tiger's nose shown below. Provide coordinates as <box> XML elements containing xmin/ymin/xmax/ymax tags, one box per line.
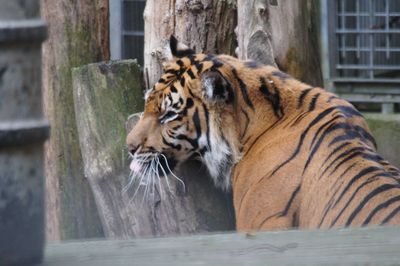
<box><xmin>128</xmin><ymin>144</ymin><xmax>139</xmax><ymax>156</ymax></box>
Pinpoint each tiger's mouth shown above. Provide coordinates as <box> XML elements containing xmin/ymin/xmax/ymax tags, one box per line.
<box><xmin>129</xmin><ymin>153</ymin><xmax>177</xmax><ymax>176</ymax></box>
<box><xmin>124</xmin><ymin>152</ymin><xmax>185</xmax><ymax>195</ymax></box>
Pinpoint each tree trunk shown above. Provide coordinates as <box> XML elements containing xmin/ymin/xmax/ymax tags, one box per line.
<box><xmin>144</xmin><ymin>0</ymin><xmax>237</xmax><ymax>86</ymax></box>
<box><xmin>237</xmin><ymin>0</ymin><xmax>322</xmax><ymax>86</ymax></box>
<box><xmin>136</xmin><ymin>0</ymin><xmax>237</xmax><ymax>236</ymax></box>
<box><xmin>41</xmin><ymin>0</ymin><xmax>109</xmax><ymax>241</ymax></box>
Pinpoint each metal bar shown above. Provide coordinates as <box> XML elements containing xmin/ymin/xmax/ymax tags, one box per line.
<box><xmin>336</xmin><ymin>64</ymin><xmax>400</xmax><ymax>70</ymax></box>
<box><xmin>109</xmin><ymin>0</ymin><xmax>122</xmax><ymax>59</ymax></box>
<box><xmin>338</xmin><ymin>94</ymin><xmax>400</xmax><ymax>103</ymax></box>
<box><xmin>336</xmin><ymin>29</ymin><xmax>400</xmax><ymax>34</ymax></box>
<box><xmin>386</xmin><ymin>0</ymin><xmax>390</xmax><ymax>59</ymax></box>
<box><xmin>339</xmin><ymin>47</ymin><xmax>400</xmax><ymax>52</ymax></box>
<box><xmin>122</xmin><ymin>31</ymin><xmax>145</xmax><ymax>36</ymax></box>
<box><xmin>333</xmin><ymin>78</ymin><xmax>400</xmax><ymax>84</ymax></box>
<box><xmin>356</xmin><ymin>0</ymin><xmax>360</xmax><ymax>59</ymax></box>
<box><xmin>369</xmin><ymin>0</ymin><xmax>374</xmax><ymax>79</ymax></box>
<box><xmin>0</xmin><ymin>20</ymin><xmax>47</xmax><ymax>43</ymax></box>
<box><xmin>0</xmin><ymin>119</ymin><xmax>50</xmax><ymax>147</ymax></box>
<box><xmin>338</xmin><ymin>12</ymin><xmax>400</xmax><ymax>16</ymax></box>
<box><xmin>340</xmin><ymin>0</ymin><xmax>346</xmax><ymax>58</ymax></box>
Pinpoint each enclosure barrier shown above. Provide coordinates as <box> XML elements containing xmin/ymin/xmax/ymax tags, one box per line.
<box><xmin>39</xmin><ymin>226</ymin><xmax>400</xmax><ymax>265</ymax></box>
<box><xmin>0</xmin><ymin>1</ymin><xmax>48</xmax><ymax>265</ymax></box>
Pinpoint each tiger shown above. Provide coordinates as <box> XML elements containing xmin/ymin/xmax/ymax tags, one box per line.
<box><xmin>126</xmin><ymin>36</ymin><xmax>400</xmax><ymax>231</ymax></box>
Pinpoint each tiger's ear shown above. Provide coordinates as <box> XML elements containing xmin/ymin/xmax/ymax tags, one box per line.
<box><xmin>169</xmin><ymin>35</ymin><xmax>195</xmax><ymax>58</ymax></box>
<box><xmin>201</xmin><ymin>71</ymin><xmax>233</xmax><ymax>104</ymax></box>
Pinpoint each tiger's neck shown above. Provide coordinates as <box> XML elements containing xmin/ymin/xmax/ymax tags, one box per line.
<box><xmin>234</xmin><ymin>70</ymin><xmax>308</xmax><ymax>156</ymax></box>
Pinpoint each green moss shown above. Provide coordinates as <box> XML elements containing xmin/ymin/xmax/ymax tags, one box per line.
<box><xmin>283</xmin><ymin>47</ymin><xmax>304</xmax><ymax>81</ymax></box>
<box><xmin>364</xmin><ymin>113</ymin><xmax>400</xmax><ymax>168</ymax></box>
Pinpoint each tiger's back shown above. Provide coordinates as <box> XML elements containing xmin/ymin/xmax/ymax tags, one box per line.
<box><xmin>126</xmin><ymin>36</ymin><xmax>400</xmax><ymax>231</ymax></box>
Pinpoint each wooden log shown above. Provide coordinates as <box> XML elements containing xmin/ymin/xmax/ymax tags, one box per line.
<box><xmin>237</xmin><ymin>0</ymin><xmax>322</xmax><ymax>86</ymax></box>
<box><xmin>41</xmin><ymin>226</ymin><xmax>400</xmax><ymax>265</ymax></box>
<box><xmin>73</xmin><ymin>60</ymin><xmax>234</xmax><ymax>238</ymax></box>
<box><xmin>41</xmin><ymin>0</ymin><xmax>109</xmax><ymax>240</ymax></box>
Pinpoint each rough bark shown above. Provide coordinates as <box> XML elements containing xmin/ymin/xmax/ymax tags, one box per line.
<box><xmin>237</xmin><ymin>0</ymin><xmax>323</xmax><ymax>86</ymax></box>
<box><xmin>144</xmin><ymin>0</ymin><xmax>237</xmax><ymax>86</ymax></box>
<box><xmin>137</xmin><ymin>0</ymin><xmax>237</xmax><ymax>236</ymax></box>
<box><xmin>73</xmin><ymin>61</ymin><xmax>235</xmax><ymax>238</ymax></box>
<box><xmin>41</xmin><ymin>0</ymin><xmax>109</xmax><ymax>241</ymax></box>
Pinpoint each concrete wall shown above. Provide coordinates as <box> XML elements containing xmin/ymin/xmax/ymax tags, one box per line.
<box><xmin>364</xmin><ymin>113</ymin><xmax>400</xmax><ymax>168</ymax></box>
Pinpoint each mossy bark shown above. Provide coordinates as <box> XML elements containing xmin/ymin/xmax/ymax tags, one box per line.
<box><xmin>41</xmin><ymin>0</ymin><xmax>109</xmax><ymax>240</ymax></box>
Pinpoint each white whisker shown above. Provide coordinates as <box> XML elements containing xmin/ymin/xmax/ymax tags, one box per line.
<box><xmin>156</xmin><ymin>156</ymin><xmax>172</xmax><ymax>193</ymax></box>
<box><xmin>160</xmin><ymin>153</ymin><xmax>186</xmax><ymax>192</ymax></box>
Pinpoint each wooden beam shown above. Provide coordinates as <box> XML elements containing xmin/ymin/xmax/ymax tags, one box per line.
<box><xmin>41</xmin><ymin>226</ymin><xmax>400</xmax><ymax>265</ymax></box>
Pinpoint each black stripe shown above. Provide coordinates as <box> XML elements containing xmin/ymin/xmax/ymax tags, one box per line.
<box><xmin>194</xmin><ymin>61</ymin><xmax>203</xmax><ymax>73</ymax></box>
<box><xmin>321</xmin><ymin>147</ymin><xmax>368</xmax><ymax>179</ymax></box>
<box><xmin>279</xmin><ymin>185</ymin><xmax>301</xmax><ymax>217</ymax></box>
<box><xmin>298</xmin><ymin>88</ymin><xmax>313</xmax><ymax>108</ymax></box>
<box><xmin>202</xmin><ymin>103</ymin><xmax>211</xmax><ymax>151</ymax></box>
<box><xmin>192</xmin><ymin>108</ymin><xmax>202</xmax><ymax>138</ymax></box>
<box><xmin>362</xmin><ymin>195</ymin><xmax>400</xmax><ymax>225</ymax></box>
<box><xmin>180</xmin><ymin>77</ymin><xmax>186</xmax><ymax>87</ymax></box>
<box><xmin>381</xmin><ymin>205</ymin><xmax>400</xmax><ymax>224</ymax></box>
<box><xmin>317</xmin><ymin>162</ymin><xmax>358</xmax><ymax>227</ymax></box>
<box><xmin>327</xmin><ymin>149</ymin><xmax>368</xmax><ymax>177</ymax></box>
<box><xmin>321</xmin><ymin>142</ymin><xmax>352</xmax><ymax>169</ymax></box>
<box><xmin>345</xmin><ymin>184</ymin><xmax>400</xmax><ymax>226</ymax></box>
<box><xmin>354</xmin><ymin>125</ymin><xmax>377</xmax><ymax>149</ymax></box>
<box><xmin>187</xmin><ymin>68</ymin><xmax>196</xmax><ymax>79</ymax></box>
<box><xmin>330</xmin><ymin>175</ymin><xmax>379</xmax><ymax>227</ymax></box>
<box><xmin>176</xmin><ymin>59</ymin><xmax>184</xmax><ymax>67</ymax></box>
<box><xmin>259</xmin><ymin>77</ymin><xmax>284</xmax><ymax>118</ymax></box>
<box><xmin>165</xmin><ymin>69</ymin><xmax>178</xmax><ymax>75</ymax></box>
<box><xmin>240</xmin><ymin>108</ymin><xmax>250</xmax><ymax>139</ymax></box>
<box><xmin>162</xmin><ymin>136</ymin><xmax>181</xmax><ymax>150</ymax></box>
<box><xmin>310</xmin><ymin>117</ymin><xmax>344</xmax><ymax>148</ymax></box>
<box><xmin>303</xmin><ymin>121</ymin><xmax>348</xmax><ymax>174</ymax></box>
<box><xmin>271</xmin><ymin>107</ymin><xmax>337</xmax><ymax>176</ymax></box>
<box><xmin>328</xmin><ymin>130</ymin><xmax>364</xmax><ymax>147</ymax></box>
<box><xmin>337</xmin><ymin>105</ymin><xmax>363</xmax><ymax>118</ymax></box>
<box><xmin>232</xmin><ymin>68</ymin><xmax>254</xmax><ymax>110</ymax></box>
<box><xmin>176</xmin><ymin>134</ymin><xmax>198</xmax><ymax>149</ymax></box>
<box><xmin>308</xmin><ymin>93</ymin><xmax>321</xmax><ymax>112</ymax></box>
<box><xmin>332</xmin><ymin>167</ymin><xmax>381</xmax><ymax>209</ymax></box>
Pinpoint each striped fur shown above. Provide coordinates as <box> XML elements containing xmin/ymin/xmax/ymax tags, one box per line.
<box><xmin>126</xmin><ymin>36</ymin><xmax>400</xmax><ymax>231</ymax></box>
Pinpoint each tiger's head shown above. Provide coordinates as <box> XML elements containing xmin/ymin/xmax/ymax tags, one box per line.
<box><xmin>126</xmin><ymin>36</ymin><xmax>242</xmax><ymax>191</ymax></box>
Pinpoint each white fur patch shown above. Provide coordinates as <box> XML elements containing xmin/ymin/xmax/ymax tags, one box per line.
<box><xmin>202</xmin><ymin>119</ymin><xmax>233</xmax><ymax>191</ymax></box>
<box><xmin>202</xmin><ymin>76</ymin><xmax>215</xmax><ymax>100</ymax></box>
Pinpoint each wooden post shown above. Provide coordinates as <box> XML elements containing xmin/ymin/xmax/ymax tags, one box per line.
<box><xmin>237</xmin><ymin>0</ymin><xmax>323</xmax><ymax>86</ymax></box>
<box><xmin>73</xmin><ymin>60</ymin><xmax>235</xmax><ymax>238</ymax></box>
<box><xmin>41</xmin><ymin>0</ymin><xmax>109</xmax><ymax>240</ymax></box>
